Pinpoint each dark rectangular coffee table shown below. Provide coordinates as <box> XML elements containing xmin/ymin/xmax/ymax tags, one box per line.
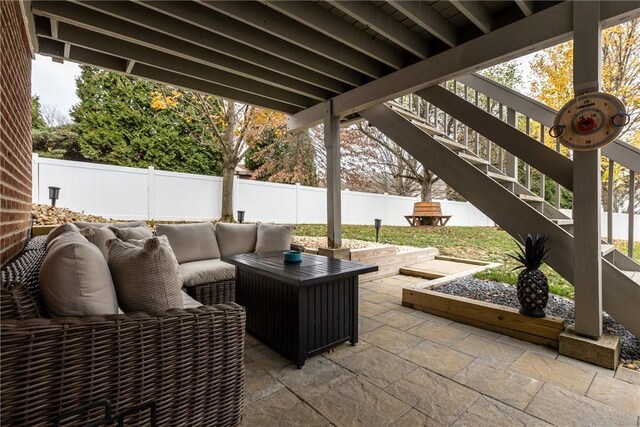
<box><xmin>221</xmin><ymin>251</ymin><xmax>377</xmax><ymax>367</ymax></box>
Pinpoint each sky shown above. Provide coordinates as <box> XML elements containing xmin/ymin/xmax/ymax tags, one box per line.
<box><xmin>31</xmin><ymin>52</ymin><xmax>538</xmax><ymax>122</ymax></box>
<box><xmin>31</xmin><ymin>54</ymin><xmax>81</xmax><ymax>120</ymax></box>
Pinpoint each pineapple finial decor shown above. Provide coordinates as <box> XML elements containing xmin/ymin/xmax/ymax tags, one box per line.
<box><xmin>508</xmin><ymin>234</ymin><xmax>550</xmax><ymax>318</ymax></box>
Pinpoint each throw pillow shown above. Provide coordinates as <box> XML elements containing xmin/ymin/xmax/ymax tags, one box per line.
<box><xmin>79</xmin><ymin>225</ymin><xmax>117</xmax><ymax>260</ymax></box>
<box><xmin>107</xmin><ymin>236</ymin><xmax>184</xmax><ymax>313</ymax></box>
<box><xmin>255</xmin><ymin>223</ymin><xmax>294</xmax><ymax>253</ymax></box>
<box><xmin>156</xmin><ymin>222</ymin><xmax>220</xmax><ymax>263</ymax></box>
<box><xmin>46</xmin><ymin>223</ymin><xmax>80</xmax><ymax>248</ymax></box>
<box><xmin>111</xmin><ymin>225</ymin><xmax>153</xmax><ymax>241</ymax></box>
<box><xmin>40</xmin><ymin>231</ymin><xmax>119</xmax><ymax>317</ymax></box>
<box><xmin>215</xmin><ymin>223</ymin><xmax>258</xmax><ymax>257</ymax></box>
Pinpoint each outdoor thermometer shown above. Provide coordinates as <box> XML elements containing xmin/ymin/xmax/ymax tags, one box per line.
<box><xmin>549</xmin><ymin>92</ymin><xmax>630</xmax><ymax>151</ymax></box>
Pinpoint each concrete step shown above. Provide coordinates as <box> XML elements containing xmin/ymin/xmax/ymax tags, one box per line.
<box><xmin>550</xmin><ymin>218</ymin><xmax>574</xmax><ymax>226</ymax></box>
<box><xmin>518</xmin><ymin>194</ymin><xmax>545</xmax><ymax>203</ymax></box>
<box><xmin>602</xmin><ymin>244</ymin><xmax>616</xmax><ymax>256</ymax></box>
<box><xmin>432</xmin><ymin>135</ymin><xmax>467</xmax><ymax>151</ymax></box>
<box><xmin>622</xmin><ymin>270</ymin><xmax>640</xmax><ymax>285</ymax></box>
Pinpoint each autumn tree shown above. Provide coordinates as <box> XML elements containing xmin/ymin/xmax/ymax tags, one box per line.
<box><xmin>246</xmin><ymin>126</ymin><xmax>318</xmax><ymax>186</ymax></box>
<box><xmin>152</xmin><ymin>90</ymin><xmax>286</xmax><ymax>221</ymax></box>
<box><xmin>530</xmin><ymin>18</ymin><xmax>640</xmax><ymax>212</ymax></box>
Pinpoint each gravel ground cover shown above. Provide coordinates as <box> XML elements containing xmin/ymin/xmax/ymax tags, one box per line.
<box><xmin>435</xmin><ymin>277</ymin><xmax>640</xmax><ymax>366</ymax></box>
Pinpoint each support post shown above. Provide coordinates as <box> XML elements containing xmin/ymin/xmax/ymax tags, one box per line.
<box><xmin>324</xmin><ymin>100</ymin><xmax>342</xmax><ymax>248</ymax></box>
<box><xmin>505</xmin><ymin>108</ymin><xmax>518</xmax><ymax>178</ymax></box>
<box><xmin>572</xmin><ymin>1</ymin><xmax>602</xmax><ymax>339</ymax></box>
<box><xmin>629</xmin><ymin>171</ymin><xmax>635</xmax><ymax>258</ymax></box>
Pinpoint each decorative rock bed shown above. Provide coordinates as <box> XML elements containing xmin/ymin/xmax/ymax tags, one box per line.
<box><xmin>435</xmin><ymin>277</ymin><xmax>640</xmax><ymax>366</ymax></box>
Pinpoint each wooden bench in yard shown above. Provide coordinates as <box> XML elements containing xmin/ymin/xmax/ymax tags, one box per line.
<box><xmin>404</xmin><ymin>202</ymin><xmax>452</xmax><ymax>226</ymax></box>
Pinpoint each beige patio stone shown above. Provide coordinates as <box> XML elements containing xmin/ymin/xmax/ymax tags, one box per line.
<box><xmin>244</xmin><ymin>362</ymin><xmax>285</xmax><ymax>404</ymax></box>
<box><xmin>277</xmin><ymin>356</ymin><xmax>354</xmax><ymax>401</ymax></box>
<box><xmin>245</xmin><ymin>333</ymin><xmax>261</xmax><ymax>349</ymax></box>
<box><xmin>361</xmin><ymin>325</ymin><xmax>424</xmax><ymax>354</ymax></box>
<box><xmin>372</xmin><ymin>309</ymin><xmax>426</xmax><ymax>330</ymax></box>
<box><xmin>359</xmin><ymin>300</ymin><xmax>393</xmax><ymax>318</ymax></box>
<box><xmin>452</xmin><ymin>396</ymin><xmax>553</xmax><ymax>427</ymax></box>
<box><xmin>310</xmin><ymin>377</ymin><xmax>411</xmax><ymax>427</ymax></box>
<box><xmin>452</xmin><ymin>333</ymin><xmax>524</xmax><ymax>366</ymax></box>
<box><xmin>407</xmin><ymin>321</ymin><xmax>470</xmax><ymax>346</ymax></box>
<box><xmin>510</xmin><ymin>351</ymin><xmax>596</xmax><ymax>395</ymax></box>
<box><xmin>242</xmin><ymin>388</ymin><xmax>331</xmax><ymax>427</ymax></box>
<box><xmin>361</xmin><ymin>291</ymin><xmax>398</xmax><ymax>304</ymax></box>
<box><xmin>451</xmin><ymin>322</ymin><xmax>502</xmax><ymax>339</ymax></box>
<box><xmin>452</xmin><ymin>359</ymin><xmax>543</xmax><ymax>410</ymax></box>
<box><xmin>338</xmin><ymin>346</ymin><xmax>418</xmax><ymax>388</ymax></box>
<box><xmin>390</xmin><ymin>409</ymin><xmax>445</xmax><ymax>427</ymax></box>
<box><xmin>615</xmin><ymin>366</ymin><xmax>640</xmax><ymax>385</ymax></box>
<box><xmin>323</xmin><ymin>340</ymin><xmax>372</xmax><ymax>362</ymax></box>
<box><xmin>245</xmin><ymin>343</ymin><xmax>291</xmax><ymax>376</ymax></box>
<box><xmin>385</xmin><ymin>367</ymin><xmax>479</xmax><ymax>425</ymax></box>
<box><xmin>400</xmin><ymin>340</ymin><xmax>474</xmax><ymax>378</ymax></box>
<box><xmin>525</xmin><ymin>383</ymin><xmax>638</xmax><ymax>427</ymax></box>
<box><xmin>497</xmin><ymin>334</ymin><xmax>559</xmax><ymax>358</ymax></box>
<box><xmin>359</xmin><ymin>316</ymin><xmax>383</xmax><ymax>334</ymax></box>
<box><xmin>556</xmin><ymin>354</ymin><xmax>616</xmax><ymax>377</ymax></box>
<box><xmin>586</xmin><ymin>373</ymin><xmax>640</xmax><ymax>416</ymax></box>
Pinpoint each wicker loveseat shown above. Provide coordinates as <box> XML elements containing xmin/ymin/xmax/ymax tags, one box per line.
<box><xmin>1</xmin><ymin>236</ymin><xmax>246</xmax><ymax>426</ymax></box>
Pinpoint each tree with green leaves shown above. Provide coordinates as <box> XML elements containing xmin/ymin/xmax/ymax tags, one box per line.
<box><xmin>31</xmin><ymin>96</ymin><xmax>46</xmax><ymax>130</ymax></box>
<box><xmin>71</xmin><ymin>67</ymin><xmax>224</xmax><ymax>176</ymax></box>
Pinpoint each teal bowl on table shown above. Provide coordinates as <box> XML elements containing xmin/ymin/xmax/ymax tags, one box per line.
<box><xmin>283</xmin><ymin>250</ymin><xmax>302</xmax><ymax>263</ymax></box>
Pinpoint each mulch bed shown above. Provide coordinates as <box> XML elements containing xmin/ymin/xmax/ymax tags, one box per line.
<box><xmin>434</xmin><ymin>277</ymin><xmax>640</xmax><ymax>367</ymax></box>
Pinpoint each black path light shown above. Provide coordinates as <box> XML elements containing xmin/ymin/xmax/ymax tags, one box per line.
<box><xmin>237</xmin><ymin>210</ymin><xmax>245</xmax><ymax>224</ymax></box>
<box><xmin>48</xmin><ymin>186</ymin><xmax>60</xmax><ymax>207</ymax></box>
<box><xmin>374</xmin><ymin>218</ymin><xmax>382</xmax><ymax>243</ymax></box>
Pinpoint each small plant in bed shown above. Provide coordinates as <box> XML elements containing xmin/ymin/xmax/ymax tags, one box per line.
<box><xmin>509</xmin><ymin>234</ymin><xmax>550</xmax><ymax>318</ymax></box>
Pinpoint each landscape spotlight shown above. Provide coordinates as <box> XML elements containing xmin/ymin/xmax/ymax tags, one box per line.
<box><xmin>48</xmin><ymin>186</ymin><xmax>60</xmax><ymax>207</ymax></box>
<box><xmin>374</xmin><ymin>218</ymin><xmax>382</xmax><ymax>242</ymax></box>
<box><xmin>237</xmin><ymin>210</ymin><xmax>245</xmax><ymax>224</ymax></box>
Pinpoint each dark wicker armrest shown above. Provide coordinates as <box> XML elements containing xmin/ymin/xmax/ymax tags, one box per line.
<box><xmin>1</xmin><ymin>304</ymin><xmax>246</xmax><ymax>427</ymax></box>
<box><xmin>184</xmin><ymin>279</ymin><xmax>236</xmax><ymax>305</ymax></box>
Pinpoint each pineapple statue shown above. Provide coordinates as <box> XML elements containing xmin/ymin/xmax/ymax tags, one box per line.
<box><xmin>509</xmin><ymin>234</ymin><xmax>550</xmax><ymax>318</ymax></box>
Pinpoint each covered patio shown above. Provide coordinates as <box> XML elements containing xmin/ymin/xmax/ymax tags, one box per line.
<box><xmin>2</xmin><ymin>0</ymin><xmax>640</xmax><ymax>425</ymax></box>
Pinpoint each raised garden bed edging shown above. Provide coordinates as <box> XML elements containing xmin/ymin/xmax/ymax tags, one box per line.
<box><xmin>402</xmin><ymin>288</ymin><xmax>565</xmax><ymax>349</ymax></box>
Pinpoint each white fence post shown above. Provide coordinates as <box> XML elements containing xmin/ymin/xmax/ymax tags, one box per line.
<box><xmin>147</xmin><ymin>166</ymin><xmax>155</xmax><ymax>221</ymax></box>
<box><xmin>343</xmin><ymin>189</ymin><xmax>349</xmax><ymax>225</ymax></box>
<box><xmin>295</xmin><ymin>183</ymin><xmax>301</xmax><ymax>224</ymax></box>
<box><xmin>233</xmin><ymin>175</ymin><xmax>239</xmax><ymax>219</ymax></box>
<box><xmin>32</xmin><ymin>153</ymin><xmax>39</xmax><ymax>203</ymax></box>
<box><xmin>383</xmin><ymin>192</ymin><xmax>389</xmax><ymax>224</ymax></box>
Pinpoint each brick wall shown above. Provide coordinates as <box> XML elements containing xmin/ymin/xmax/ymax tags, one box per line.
<box><xmin>1</xmin><ymin>1</ymin><xmax>33</xmax><ymax>266</ymax></box>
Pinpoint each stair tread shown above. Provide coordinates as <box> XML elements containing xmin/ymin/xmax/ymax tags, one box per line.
<box><xmin>459</xmin><ymin>152</ymin><xmax>490</xmax><ymax>165</ymax></box>
<box><xmin>487</xmin><ymin>172</ymin><xmax>516</xmax><ymax>182</ymax></box>
<box><xmin>602</xmin><ymin>244</ymin><xmax>616</xmax><ymax>255</ymax></box>
<box><xmin>550</xmin><ymin>218</ymin><xmax>574</xmax><ymax>225</ymax></box>
<box><xmin>621</xmin><ymin>270</ymin><xmax>640</xmax><ymax>285</ymax></box>
<box><xmin>518</xmin><ymin>194</ymin><xmax>545</xmax><ymax>202</ymax></box>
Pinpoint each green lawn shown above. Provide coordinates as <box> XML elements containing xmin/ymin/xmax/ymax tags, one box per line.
<box><xmin>294</xmin><ymin>224</ymin><xmax>640</xmax><ymax>300</ymax></box>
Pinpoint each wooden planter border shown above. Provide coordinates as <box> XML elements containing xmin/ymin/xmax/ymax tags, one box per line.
<box><xmin>402</xmin><ymin>288</ymin><xmax>565</xmax><ymax>349</ymax></box>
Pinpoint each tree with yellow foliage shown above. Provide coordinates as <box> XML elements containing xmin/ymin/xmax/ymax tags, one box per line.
<box><xmin>152</xmin><ymin>90</ymin><xmax>286</xmax><ymax>221</ymax></box>
<box><xmin>530</xmin><ymin>19</ymin><xmax>640</xmax><ymax>213</ymax></box>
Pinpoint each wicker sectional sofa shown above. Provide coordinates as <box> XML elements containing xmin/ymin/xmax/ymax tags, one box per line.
<box><xmin>0</xmin><ymin>236</ymin><xmax>246</xmax><ymax>426</ymax></box>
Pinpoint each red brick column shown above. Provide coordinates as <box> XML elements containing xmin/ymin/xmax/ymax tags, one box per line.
<box><xmin>1</xmin><ymin>1</ymin><xmax>33</xmax><ymax>266</ymax></box>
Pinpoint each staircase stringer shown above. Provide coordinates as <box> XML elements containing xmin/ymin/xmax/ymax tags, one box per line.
<box><xmin>417</xmin><ymin>85</ymin><xmax>574</xmax><ymax>190</ymax></box>
<box><xmin>362</xmin><ymin>104</ymin><xmax>640</xmax><ymax>338</ymax></box>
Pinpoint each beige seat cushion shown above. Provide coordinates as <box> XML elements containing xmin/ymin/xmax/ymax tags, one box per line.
<box><xmin>156</xmin><ymin>222</ymin><xmax>220</xmax><ymax>263</ymax></box>
<box><xmin>40</xmin><ymin>232</ymin><xmax>119</xmax><ymax>317</ymax></box>
<box><xmin>74</xmin><ymin>220</ymin><xmax>146</xmax><ymax>229</ymax></box>
<box><xmin>108</xmin><ymin>236</ymin><xmax>184</xmax><ymax>313</ymax></box>
<box><xmin>79</xmin><ymin>225</ymin><xmax>117</xmax><ymax>260</ymax></box>
<box><xmin>255</xmin><ymin>223</ymin><xmax>294</xmax><ymax>253</ymax></box>
<box><xmin>46</xmin><ymin>223</ymin><xmax>80</xmax><ymax>248</ymax></box>
<box><xmin>180</xmin><ymin>259</ymin><xmax>235</xmax><ymax>287</ymax></box>
<box><xmin>182</xmin><ymin>291</ymin><xmax>202</xmax><ymax>309</ymax></box>
<box><xmin>111</xmin><ymin>225</ymin><xmax>153</xmax><ymax>241</ymax></box>
<box><xmin>215</xmin><ymin>223</ymin><xmax>257</xmax><ymax>257</ymax></box>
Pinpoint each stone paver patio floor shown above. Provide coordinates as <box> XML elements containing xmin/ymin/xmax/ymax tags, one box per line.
<box><xmin>242</xmin><ymin>275</ymin><xmax>640</xmax><ymax>427</ymax></box>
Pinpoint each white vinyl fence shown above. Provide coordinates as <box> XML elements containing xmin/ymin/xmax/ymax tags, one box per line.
<box><xmin>32</xmin><ymin>155</ymin><xmax>638</xmax><ymax>240</ymax></box>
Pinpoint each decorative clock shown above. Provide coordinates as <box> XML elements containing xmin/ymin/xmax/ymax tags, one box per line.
<box><xmin>549</xmin><ymin>92</ymin><xmax>630</xmax><ymax>151</ymax></box>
